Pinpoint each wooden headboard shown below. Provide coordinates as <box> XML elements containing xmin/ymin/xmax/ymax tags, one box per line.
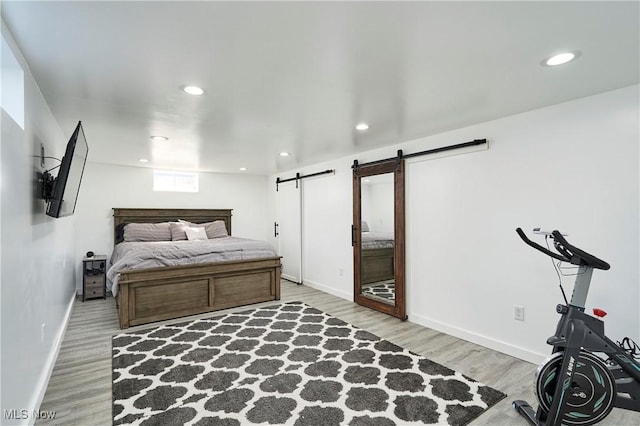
<box><xmin>113</xmin><ymin>208</ymin><xmax>232</xmax><ymax>242</ymax></box>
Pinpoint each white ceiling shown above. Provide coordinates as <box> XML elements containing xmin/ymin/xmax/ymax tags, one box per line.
<box><xmin>2</xmin><ymin>1</ymin><xmax>638</xmax><ymax>175</ymax></box>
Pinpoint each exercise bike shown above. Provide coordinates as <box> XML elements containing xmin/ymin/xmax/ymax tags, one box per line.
<box><xmin>512</xmin><ymin>227</ymin><xmax>640</xmax><ymax>425</ymax></box>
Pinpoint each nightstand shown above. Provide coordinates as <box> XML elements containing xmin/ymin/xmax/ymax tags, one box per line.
<box><xmin>83</xmin><ymin>255</ymin><xmax>107</xmax><ymax>301</ymax></box>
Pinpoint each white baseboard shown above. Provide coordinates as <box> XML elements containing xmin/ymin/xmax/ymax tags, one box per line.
<box><xmin>27</xmin><ymin>291</ymin><xmax>76</xmax><ymax>426</ymax></box>
<box><xmin>409</xmin><ymin>311</ymin><xmax>546</xmax><ymax>364</ymax></box>
<box><xmin>281</xmin><ymin>274</ymin><xmax>301</xmax><ymax>284</ymax></box>
<box><xmin>302</xmin><ymin>279</ymin><xmax>352</xmax><ymax>301</ymax></box>
<box><xmin>291</xmin><ymin>279</ymin><xmax>544</xmax><ymax>364</ymax></box>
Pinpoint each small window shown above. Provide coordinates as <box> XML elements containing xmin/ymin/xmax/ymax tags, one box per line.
<box><xmin>153</xmin><ymin>170</ymin><xmax>199</xmax><ymax>192</ymax></box>
<box><xmin>1</xmin><ymin>35</ymin><xmax>25</xmax><ymax>129</ymax></box>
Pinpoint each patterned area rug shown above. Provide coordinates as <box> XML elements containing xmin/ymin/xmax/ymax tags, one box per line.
<box><xmin>112</xmin><ymin>302</ymin><xmax>505</xmax><ymax>425</ymax></box>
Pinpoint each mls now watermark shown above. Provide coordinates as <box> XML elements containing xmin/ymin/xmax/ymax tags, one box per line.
<box><xmin>3</xmin><ymin>409</ymin><xmax>56</xmax><ymax>420</ymax></box>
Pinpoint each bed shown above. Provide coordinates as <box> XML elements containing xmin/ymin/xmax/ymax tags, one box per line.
<box><xmin>109</xmin><ymin>208</ymin><xmax>281</xmax><ymax>329</ymax></box>
<box><xmin>361</xmin><ymin>230</ymin><xmax>395</xmax><ymax>284</ymax></box>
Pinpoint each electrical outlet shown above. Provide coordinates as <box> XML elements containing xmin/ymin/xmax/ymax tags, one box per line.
<box><xmin>339</xmin><ymin>268</ymin><xmax>344</xmax><ymax>277</ymax></box>
<box><xmin>514</xmin><ymin>305</ymin><xmax>525</xmax><ymax>321</ymax></box>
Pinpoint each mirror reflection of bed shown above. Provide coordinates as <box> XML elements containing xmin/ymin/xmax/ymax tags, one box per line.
<box><xmin>360</xmin><ymin>224</ymin><xmax>395</xmax><ymax>304</ymax></box>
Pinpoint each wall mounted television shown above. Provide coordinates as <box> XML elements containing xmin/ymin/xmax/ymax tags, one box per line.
<box><xmin>43</xmin><ymin>121</ymin><xmax>89</xmax><ymax>218</ymax></box>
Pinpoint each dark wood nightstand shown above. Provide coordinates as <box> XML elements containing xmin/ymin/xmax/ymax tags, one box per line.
<box><xmin>83</xmin><ymin>255</ymin><xmax>107</xmax><ymax>301</ymax></box>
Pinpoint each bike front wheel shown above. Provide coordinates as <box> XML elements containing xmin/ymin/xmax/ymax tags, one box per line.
<box><xmin>535</xmin><ymin>350</ymin><xmax>616</xmax><ymax>425</ymax></box>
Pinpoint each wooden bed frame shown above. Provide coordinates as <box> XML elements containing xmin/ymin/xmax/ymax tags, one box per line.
<box><xmin>112</xmin><ymin>208</ymin><xmax>281</xmax><ymax>329</ymax></box>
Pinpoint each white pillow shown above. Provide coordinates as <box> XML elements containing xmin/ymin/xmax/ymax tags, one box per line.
<box><xmin>185</xmin><ymin>226</ymin><xmax>208</xmax><ymax>241</ymax></box>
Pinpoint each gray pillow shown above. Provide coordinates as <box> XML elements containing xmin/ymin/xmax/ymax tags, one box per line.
<box><xmin>123</xmin><ymin>222</ymin><xmax>171</xmax><ymax>242</ymax></box>
<box><xmin>361</xmin><ymin>221</ymin><xmax>370</xmax><ymax>232</ymax></box>
<box><xmin>169</xmin><ymin>222</ymin><xmax>189</xmax><ymax>241</ymax></box>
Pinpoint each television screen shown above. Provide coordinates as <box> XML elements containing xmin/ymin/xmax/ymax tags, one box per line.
<box><xmin>46</xmin><ymin>121</ymin><xmax>88</xmax><ymax>218</ymax></box>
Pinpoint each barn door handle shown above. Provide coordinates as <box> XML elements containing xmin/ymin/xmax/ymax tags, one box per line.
<box><xmin>274</xmin><ymin>222</ymin><xmax>279</xmax><ymax>237</ymax></box>
<box><xmin>351</xmin><ymin>225</ymin><xmax>356</xmax><ymax>246</ymax></box>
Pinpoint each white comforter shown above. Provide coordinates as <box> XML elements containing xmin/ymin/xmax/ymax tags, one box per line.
<box><xmin>107</xmin><ymin>237</ymin><xmax>277</xmax><ymax>296</ymax></box>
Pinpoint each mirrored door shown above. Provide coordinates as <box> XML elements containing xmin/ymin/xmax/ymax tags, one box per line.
<box><xmin>353</xmin><ymin>159</ymin><xmax>406</xmax><ymax>319</ymax></box>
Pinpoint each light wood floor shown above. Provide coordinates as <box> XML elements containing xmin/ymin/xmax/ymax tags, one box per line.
<box><xmin>37</xmin><ymin>280</ymin><xmax>639</xmax><ymax>425</ymax></box>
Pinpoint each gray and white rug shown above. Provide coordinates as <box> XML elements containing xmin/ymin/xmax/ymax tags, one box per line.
<box><xmin>112</xmin><ymin>302</ymin><xmax>505</xmax><ymax>425</ymax></box>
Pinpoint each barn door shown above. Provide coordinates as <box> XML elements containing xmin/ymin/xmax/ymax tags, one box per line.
<box><xmin>276</xmin><ymin>181</ymin><xmax>302</xmax><ymax>284</ymax></box>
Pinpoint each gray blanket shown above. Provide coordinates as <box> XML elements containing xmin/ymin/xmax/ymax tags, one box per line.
<box><xmin>107</xmin><ymin>237</ymin><xmax>277</xmax><ymax>296</ymax></box>
<box><xmin>361</xmin><ymin>231</ymin><xmax>394</xmax><ymax>249</ymax></box>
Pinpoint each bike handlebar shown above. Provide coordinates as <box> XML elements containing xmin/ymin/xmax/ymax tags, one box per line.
<box><xmin>516</xmin><ymin>228</ymin><xmax>567</xmax><ymax>262</ymax></box>
<box><xmin>516</xmin><ymin>228</ymin><xmax>610</xmax><ymax>270</ymax></box>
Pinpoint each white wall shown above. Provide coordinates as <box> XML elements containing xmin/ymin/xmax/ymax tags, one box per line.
<box><xmin>363</xmin><ymin>176</ymin><xmax>394</xmax><ymax>233</ymax></box>
<box><xmin>1</xmin><ymin>23</ymin><xmax>77</xmax><ymax>424</ymax></box>
<box><xmin>270</xmin><ymin>85</ymin><xmax>639</xmax><ymax>363</ymax></box>
<box><xmin>73</xmin><ymin>163</ymin><xmax>269</xmax><ymax>293</ymax></box>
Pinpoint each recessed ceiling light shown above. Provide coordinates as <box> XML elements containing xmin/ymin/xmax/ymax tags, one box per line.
<box><xmin>279</xmin><ymin>152</ymin><xmax>290</xmax><ymax>157</ymax></box>
<box><xmin>139</xmin><ymin>158</ymin><xmax>149</xmax><ymax>163</ymax></box>
<box><xmin>355</xmin><ymin>123</ymin><xmax>369</xmax><ymax>131</ymax></box>
<box><xmin>543</xmin><ymin>51</ymin><xmax>579</xmax><ymax>67</ymax></box>
<box><xmin>150</xmin><ymin>135</ymin><xmax>168</xmax><ymax>141</ymax></box>
<box><xmin>183</xmin><ymin>85</ymin><xmax>204</xmax><ymax>95</ymax></box>
<box><xmin>239</xmin><ymin>167</ymin><xmax>247</xmax><ymax>171</ymax></box>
